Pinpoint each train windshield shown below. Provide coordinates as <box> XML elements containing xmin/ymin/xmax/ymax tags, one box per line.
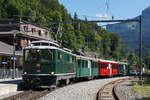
<box><xmin>24</xmin><ymin>49</ymin><xmax>53</xmax><ymax>62</ymax></box>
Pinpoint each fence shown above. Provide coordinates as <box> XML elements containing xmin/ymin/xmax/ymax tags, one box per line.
<box><xmin>0</xmin><ymin>69</ymin><xmax>23</xmax><ymax>79</ymax></box>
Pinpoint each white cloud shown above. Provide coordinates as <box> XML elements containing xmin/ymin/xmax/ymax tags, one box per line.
<box><xmin>96</xmin><ymin>13</ymin><xmax>103</xmax><ymax>18</ymax></box>
<box><xmin>96</xmin><ymin>13</ymin><xmax>110</xmax><ymax>19</ymax></box>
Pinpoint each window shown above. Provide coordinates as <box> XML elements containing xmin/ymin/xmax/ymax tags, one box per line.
<box><xmin>31</xmin><ymin>28</ymin><xmax>36</xmax><ymax>33</ymax></box>
<box><xmin>78</xmin><ymin>60</ymin><xmax>81</xmax><ymax>67</ymax></box>
<box><xmin>24</xmin><ymin>49</ymin><xmax>40</xmax><ymax>62</ymax></box>
<box><xmin>85</xmin><ymin>61</ymin><xmax>88</xmax><ymax>67</ymax></box>
<box><xmin>58</xmin><ymin>52</ymin><xmax>60</xmax><ymax>59</ymax></box>
<box><xmin>38</xmin><ymin>30</ymin><xmax>42</xmax><ymax>36</ymax></box>
<box><xmin>72</xmin><ymin>56</ymin><xmax>74</xmax><ymax>62</ymax></box>
<box><xmin>67</xmin><ymin>55</ymin><xmax>70</xmax><ymax>62</ymax></box>
<box><xmin>82</xmin><ymin>60</ymin><xmax>84</xmax><ymax>67</ymax></box>
<box><xmin>40</xmin><ymin>49</ymin><xmax>53</xmax><ymax>62</ymax></box>
<box><xmin>70</xmin><ymin>56</ymin><xmax>72</xmax><ymax>63</ymax></box>
<box><xmin>92</xmin><ymin>62</ymin><xmax>94</xmax><ymax>68</ymax></box>
<box><xmin>96</xmin><ymin>63</ymin><xmax>98</xmax><ymax>67</ymax></box>
<box><xmin>58</xmin><ymin>52</ymin><xmax>62</xmax><ymax>60</ymax></box>
<box><xmin>24</xmin><ymin>26</ymin><xmax>28</xmax><ymax>32</ymax></box>
<box><xmin>67</xmin><ymin>55</ymin><xmax>72</xmax><ymax>63</ymax></box>
<box><xmin>24</xmin><ymin>49</ymin><xmax>53</xmax><ymax>62</ymax></box>
<box><xmin>45</xmin><ymin>32</ymin><xmax>48</xmax><ymax>37</ymax></box>
<box><xmin>101</xmin><ymin>63</ymin><xmax>106</xmax><ymax>68</ymax></box>
<box><xmin>101</xmin><ymin>64</ymin><xmax>103</xmax><ymax>68</ymax></box>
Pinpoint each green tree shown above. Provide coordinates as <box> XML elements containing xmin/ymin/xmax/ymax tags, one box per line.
<box><xmin>110</xmin><ymin>33</ymin><xmax>122</xmax><ymax>60</ymax></box>
<box><xmin>0</xmin><ymin>0</ymin><xmax>123</xmax><ymax>59</ymax></box>
<box><xmin>128</xmin><ymin>51</ymin><xmax>139</xmax><ymax>65</ymax></box>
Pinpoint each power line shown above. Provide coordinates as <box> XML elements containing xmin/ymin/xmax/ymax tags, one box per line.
<box><xmin>0</xmin><ymin>19</ymin><xmax>140</xmax><ymax>27</ymax></box>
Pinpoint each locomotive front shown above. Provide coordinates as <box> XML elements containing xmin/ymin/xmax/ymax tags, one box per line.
<box><xmin>23</xmin><ymin>46</ymin><xmax>56</xmax><ymax>88</ymax></box>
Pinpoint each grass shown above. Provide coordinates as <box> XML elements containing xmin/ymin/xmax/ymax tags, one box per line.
<box><xmin>131</xmin><ymin>78</ymin><xmax>150</xmax><ymax>98</ymax></box>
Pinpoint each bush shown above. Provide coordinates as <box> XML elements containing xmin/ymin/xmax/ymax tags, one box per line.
<box><xmin>143</xmin><ymin>76</ymin><xmax>150</xmax><ymax>85</ymax></box>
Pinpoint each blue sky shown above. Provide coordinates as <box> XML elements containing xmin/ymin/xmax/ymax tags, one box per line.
<box><xmin>59</xmin><ymin>0</ymin><xmax>150</xmax><ymax>20</ymax></box>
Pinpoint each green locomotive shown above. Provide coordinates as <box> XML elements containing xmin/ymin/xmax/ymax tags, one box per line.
<box><xmin>23</xmin><ymin>41</ymin><xmax>76</xmax><ymax>88</ymax></box>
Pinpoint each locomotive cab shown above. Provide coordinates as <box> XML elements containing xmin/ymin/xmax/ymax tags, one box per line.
<box><xmin>23</xmin><ymin>47</ymin><xmax>57</xmax><ymax>88</ymax></box>
<box><xmin>23</xmin><ymin>44</ymin><xmax>76</xmax><ymax>88</ymax></box>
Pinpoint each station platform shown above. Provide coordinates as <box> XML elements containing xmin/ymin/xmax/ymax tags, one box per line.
<box><xmin>0</xmin><ymin>78</ymin><xmax>23</xmax><ymax>96</ymax></box>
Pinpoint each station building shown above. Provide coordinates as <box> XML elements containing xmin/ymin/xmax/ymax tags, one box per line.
<box><xmin>0</xmin><ymin>19</ymin><xmax>51</xmax><ymax>70</ymax></box>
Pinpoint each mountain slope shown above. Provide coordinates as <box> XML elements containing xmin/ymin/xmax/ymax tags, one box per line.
<box><xmin>106</xmin><ymin>6</ymin><xmax>150</xmax><ymax>50</ymax></box>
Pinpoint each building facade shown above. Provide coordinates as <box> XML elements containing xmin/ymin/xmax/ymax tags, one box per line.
<box><xmin>0</xmin><ymin>19</ymin><xmax>51</xmax><ymax>70</ymax></box>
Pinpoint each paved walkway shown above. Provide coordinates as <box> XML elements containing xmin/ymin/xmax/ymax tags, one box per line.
<box><xmin>0</xmin><ymin>78</ymin><xmax>22</xmax><ymax>81</ymax></box>
<box><xmin>0</xmin><ymin>78</ymin><xmax>23</xmax><ymax>96</ymax></box>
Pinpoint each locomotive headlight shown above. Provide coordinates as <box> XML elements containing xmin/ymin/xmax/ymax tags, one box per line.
<box><xmin>24</xmin><ymin>72</ymin><xmax>27</xmax><ymax>75</ymax></box>
<box><xmin>50</xmin><ymin>72</ymin><xmax>54</xmax><ymax>75</ymax></box>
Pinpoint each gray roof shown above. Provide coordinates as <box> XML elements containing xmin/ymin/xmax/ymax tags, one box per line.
<box><xmin>0</xmin><ymin>41</ymin><xmax>22</xmax><ymax>56</ymax></box>
<box><xmin>85</xmin><ymin>52</ymin><xmax>99</xmax><ymax>58</ymax></box>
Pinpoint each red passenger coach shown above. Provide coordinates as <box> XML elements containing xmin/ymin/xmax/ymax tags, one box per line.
<box><xmin>99</xmin><ymin>59</ymin><xmax>118</xmax><ymax>76</ymax></box>
<box><xmin>111</xmin><ymin>61</ymin><xmax>118</xmax><ymax>75</ymax></box>
<box><xmin>99</xmin><ymin>60</ymin><xmax>110</xmax><ymax>76</ymax></box>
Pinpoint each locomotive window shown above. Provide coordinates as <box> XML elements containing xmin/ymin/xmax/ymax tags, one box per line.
<box><xmin>67</xmin><ymin>55</ymin><xmax>70</xmax><ymax>62</ymax></box>
<box><xmin>72</xmin><ymin>56</ymin><xmax>74</xmax><ymax>62</ymax></box>
<box><xmin>70</xmin><ymin>56</ymin><xmax>72</xmax><ymax>63</ymax></box>
<box><xmin>40</xmin><ymin>49</ymin><xmax>53</xmax><ymax>62</ymax></box>
<box><xmin>24</xmin><ymin>49</ymin><xmax>53</xmax><ymax>62</ymax></box>
<box><xmin>24</xmin><ymin>49</ymin><xmax>40</xmax><ymax>62</ymax></box>
<box><xmin>58</xmin><ymin>52</ymin><xmax>62</xmax><ymax>60</ymax></box>
<box><xmin>58</xmin><ymin>52</ymin><xmax>60</xmax><ymax>59</ymax></box>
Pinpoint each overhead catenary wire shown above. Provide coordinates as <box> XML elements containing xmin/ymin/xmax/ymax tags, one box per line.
<box><xmin>0</xmin><ymin>19</ymin><xmax>140</xmax><ymax>27</ymax></box>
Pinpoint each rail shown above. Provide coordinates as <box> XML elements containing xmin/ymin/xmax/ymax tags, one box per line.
<box><xmin>97</xmin><ymin>77</ymin><xmax>133</xmax><ymax>100</ymax></box>
<box><xmin>3</xmin><ymin>88</ymin><xmax>54</xmax><ymax>100</ymax></box>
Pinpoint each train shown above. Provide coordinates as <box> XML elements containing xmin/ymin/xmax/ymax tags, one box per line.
<box><xmin>22</xmin><ymin>40</ymin><xmax>129</xmax><ymax>88</ymax></box>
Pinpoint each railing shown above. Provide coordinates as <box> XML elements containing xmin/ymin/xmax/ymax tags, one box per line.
<box><xmin>0</xmin><ymin>69</ymin><xmax>23</xmax><ymax>79</ymax></box>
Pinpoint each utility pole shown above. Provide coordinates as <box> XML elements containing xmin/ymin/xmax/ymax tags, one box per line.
<box><xmin>12</xmin><ymin>30</ymin><xmax>17</xmax><ymax>79</ymax></box>
<box><xmin>139</xmin><ymin>16</ymin><xmax>142</xmax><ymax>80</ymax></box>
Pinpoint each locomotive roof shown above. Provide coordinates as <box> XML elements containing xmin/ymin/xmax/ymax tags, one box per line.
<box><xmin>32</xmin><ymin>40</ymin><xmax>59</xmax><ymax>47</ymax></box>
<box><xmin>24</xmin><ymin>46</ymin><xmax>76</xmax><ymax>56</ymax></box>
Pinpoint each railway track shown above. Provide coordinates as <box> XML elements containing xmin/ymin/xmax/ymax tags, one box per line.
<box><xmin>97</xmin><ymin>77</ymin><xmax>133</xmax><ymax>100</ymax></box>
<box><xmin>2</xmin><ymin>88</ymin><xmax>54</xmax><ymax>100</ymax></box>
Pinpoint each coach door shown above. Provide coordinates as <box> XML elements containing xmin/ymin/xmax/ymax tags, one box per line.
<box><xmin>109</xmin><ymin>63</ymin><xmax>112</xmax><ymax>76</ymax></box>
<box><xmin>88</xmin><ymin>60</ymin><xmax>92</xmax><ymax>76</ymax></box>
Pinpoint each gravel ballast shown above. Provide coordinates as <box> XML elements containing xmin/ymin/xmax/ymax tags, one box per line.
<box><xmin>39</xmin><ymin>77</ymin><xmax>129</xmax><ymax>100</ymax></box>
<box><xmin>117</xmin><ymin>80</ymin><xmax>142</xmax><ymax>100</ymax></box>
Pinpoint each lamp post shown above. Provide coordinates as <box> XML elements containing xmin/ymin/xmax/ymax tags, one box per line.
<box><xmin>12</xmin><ymin>30</ymin><xmax>18</xmax><ymax>79</ymax></box>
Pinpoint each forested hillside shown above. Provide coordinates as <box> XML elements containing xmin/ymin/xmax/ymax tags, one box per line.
<box><xmin>0</xmin><ymin>0</ymin><xmax>124</xmax><ymax>60</ymax></box>
<box><xmin>107</xmin><ymin>6</ymin><xmax>150</xmax><ymax>57</ymax></box>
